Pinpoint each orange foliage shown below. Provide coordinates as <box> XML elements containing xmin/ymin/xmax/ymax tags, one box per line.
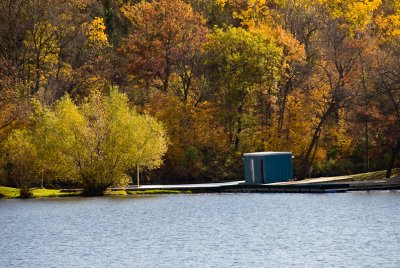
<box><xmin>145</xmin><ymin>93</ymin><xmax>228</xmax><ymax>180</ymax></box>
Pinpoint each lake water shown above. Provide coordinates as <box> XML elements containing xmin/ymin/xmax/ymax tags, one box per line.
<box><xmin>1</xmin><ymin>192</ymin><xmax>400</xmax><ymax>268</ymax></box>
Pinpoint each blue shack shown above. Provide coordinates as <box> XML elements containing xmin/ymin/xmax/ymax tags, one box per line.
<box><xmin>244</xmin><ymin>152</ymin><xmax>293</xmax><ymax>184</ymax></box>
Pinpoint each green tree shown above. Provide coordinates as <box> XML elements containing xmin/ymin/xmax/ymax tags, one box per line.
<box><xmin>39</xmin><ymin>88</ymin><xmax>168</xmax><ymax>195</ymax></box>
<box><xmin>204</xmin><ymin>27</ymin><xmax>282</xmax><ymax>151</ymax></box>
<box><xmin>3</xmin><ymin>130</ymin><xmax>38</xmax><ymax>197</ymax></box>
<box><xmin>3</xmin><ymin>88</ymin><xmax>168</xmax><ymax>196</ymax></box>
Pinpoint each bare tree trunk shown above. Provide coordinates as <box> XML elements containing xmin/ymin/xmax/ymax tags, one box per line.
<box><xmin>180</xmin><ymin>63</ymin><xmax>193</xmax><ymax>104</ymax></box>
<box><xmin>361</xmin><ymin>58</ymin><xmax>370</xmax><ymax>172</ymax></box>
<box><xmin>234</xmin><ymin>103</ymin><xmax>243</xmax><ymax>152</ymax></box>
<box><xmin>386</xmin><ymin>139</ymin><xmax>400</xmax><ymax>178</ymax></box>
<box><xmin>365</xmin><ymin>118</ymin><xmax>370</xmax><ymax>172</ymax></box>
<box><xmin>277</xmin><ymin>78</ymin><xmax>292</xmax><ymax>143</ymax></box>
<box><xmin>34</xmin><ymin>52</ymin><xmax>41</xmax><ymax>94</ymax></box>
<box><xmin>297</xmin><ymin>112</ymin><xmax>328</xmax><ymax>180</ymax></box>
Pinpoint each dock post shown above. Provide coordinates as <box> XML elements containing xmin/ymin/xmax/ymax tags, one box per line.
<box><xmin>137</xmin><ymin>165</ymin><xmax>140</xmax><ymax>188</ymax></box>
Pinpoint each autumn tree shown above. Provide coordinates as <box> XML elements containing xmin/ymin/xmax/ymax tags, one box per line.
<box><xmin>121</xmin><ymin>0</ymin><xmax>208</xmax><ymax>103</ymax></box>
<box><xmin>0</xmin><ymin>0</ymin><xmax>114</xmax><ymax>103</ymax></box>
<box><xmin>373</xmin><ymin>44</ymin><xmax>400</xmax><ymax>177</ymax></box>
<box><xmin>296</xmin><ymin>21</ymin><xmax>364</xmax><ymax>179</ymax></box>
<box><xmin>2</xmin><ymin>0</ymin><xmax>400</xmax><ymax>185</ymax></box>
<box><xmin>186</xmin><ymin>0</ymin><xmax>240</xmax><ymax>27</ymax></box>
<box><xmin>146</xmin><ymin>93</ymin><xmax>228</xmax><ymax>182</ymax></box>
<box><xmin>252</xmin><ymin>27</ymin><xmax>306</xmax><ymax>149</ymax></box>
<box><xmin>318</xmin><ymin>0</ymin><xmax>381</xmax><ymax>35</ymax></box>
<box><xmin>0</xmin><ymin>77</ymin><xmax>30</xmax><ymax>138</ymax></box>
<box><xmin>97</xmin><ymin>0</ymin><xmax>130</xmax><ymax>46</ymax></box>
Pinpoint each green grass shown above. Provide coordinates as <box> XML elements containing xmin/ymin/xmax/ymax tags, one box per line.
<box><xmin>0</xmin><ymin>187</ymin><xmax>81</xmax><ymax>198</ymax></box>
<box><xmin>0</xmin><ymin>187</ymin><xmax>191</xmax><ymax>198</ymax></box>
<box><xmin>102</xmin><ymin>189</ymin><xmax>192</xmax><ymax>196</ymax></box>
<box><xmin>104</xmin><ymin>190</ymin><xmax>128</xmax><ymax>196</ymax></box>
<box><xmin>127</xmin><ymin>189</ymin><xmax>192</xmax><ymax>195</ymax></box>
<box><xmin>349</xmin><ymin>168</ymin><xmax>400</xmax><ymax>182</ymax></box>
<box><xmin>31</xmin><ymin>188</ymin><xmax>81</xmax><ymax>198</ymax></box>
<box><xmin>0</xmin><ymin>186</ymin><xmax>20</xmax><ymax>198</ymax></box>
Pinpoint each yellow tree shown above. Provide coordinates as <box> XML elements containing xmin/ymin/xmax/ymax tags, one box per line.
<box><xmin>318</xmin><ymin>0</ymin><xmax>382</xmax><ymax>34</ymax></box>
<box><xmin>23</xmin><ymin>21</ymin><xmax>60</xmax><ymax>94</ymax></box>
<box><xmin>41</xmin><ymin>88</ymin><xmax>168</xmax><ymax>195</ymax></box>
<box><xmin>4</xmin><ymin>88</ymin><xmax>168</xmax><ymax>196</ymax></box>
<box><xmin>225</xmin><ymin>1</ymin><xmax>307</xmax><ymax>149</ymax></box>
<box><xmin>375</xmin><ymin>0</ymin><xmax>400</xmax><ymax>42</ymax></box>
<box><xmin>3</xmin><ymin>130</ymin><xmax>38</xmax><ymax>197</ymax></box>
<box><xmin>146</xmin><ymin>93</ymin><xmax>228</xmax><ymax>181</ymax></box>
<box><xmin>370</xmin><ymin>1</ymin><xmax>400</xmax><ymax>177</ymax></box>
<box><xmin>296</xmin><ymin>34</ymin><xmax>363</xmax><ymax>179</ymax></box>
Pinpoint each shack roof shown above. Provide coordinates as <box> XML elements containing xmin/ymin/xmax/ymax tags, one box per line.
<box><xmin>243</xmin><ymin>152</ymin><xmax>292</xmax><ymax>157</ymax></box>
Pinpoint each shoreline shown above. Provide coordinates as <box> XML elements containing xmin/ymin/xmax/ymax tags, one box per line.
<box><xmin>0</xmin><ymin>187</ymin><xmax>192</xmax><ymax>199</ymax></box>
<box><xmin>2</xmin><ymin>181</ymin><xmax>400</xmax><ymax>199</ymax></box>
<box><xmin>2</xmin><ymin>170</ymin><xmax>400</xmax><ymax>199</ymax></box>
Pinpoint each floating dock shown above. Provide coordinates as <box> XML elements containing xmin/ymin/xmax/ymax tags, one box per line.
<box><xmin>123</xmin><ymin>177</ymin><xmax>400</xmax><ymax>194</ymax></box>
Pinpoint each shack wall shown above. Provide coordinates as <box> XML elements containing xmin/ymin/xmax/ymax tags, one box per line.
<box><xmin>244</xmin><ymin>152</ymin><xmax>293</xmax><ymax>184</ymax></box>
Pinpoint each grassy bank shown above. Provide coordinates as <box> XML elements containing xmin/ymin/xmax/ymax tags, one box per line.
<box><xmin>0</xmin><ymin>187</ymin><xmax>191</xmax><ymax>199</ymax></box>
<box><xmin>1</xmin><ymin>169</ymin><xmax>397</xmax><ymax>199</ymax></box>
<box><xmin>0</xmin><ymin>187</ymin><xmax>82</xmax><ymax>199</ymax></box>
<box><xmin>104</xmin><ymin>189</ymin><xmax>192</xmax><ymax>196</ymax></box>
<box><xmin>346</xmin><ymin>168</ymin><xmax>399</xmax><ymax>182</ymax></box>
<box><xmin>0</xmin><ymin>187</ymin><xmax>20</xmax><ymax>198</ymax></box>
<box><xmin>127</xmin><ymin>189</ymin><xmax>192</xmax><ymax>195</ymax></box>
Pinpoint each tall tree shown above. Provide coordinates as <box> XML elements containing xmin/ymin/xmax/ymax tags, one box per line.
<box><xmin>121</xmin><ymin>0</ymin><xmax>208</xmax><ymax>102</ymax></box>
<box><xmin>374</xmin><ymin>46</ymin><xmax>400</xmax><ymax>178</ymax></box>
<box><xmin>297</xmin><ymin>21</ymin><xmax>363</xmax><ymax>179</ymax></box>
<box><xmin>205</xmin><ymin>27</ymin><xmax>282</xmax><ymax>151</ymax></box>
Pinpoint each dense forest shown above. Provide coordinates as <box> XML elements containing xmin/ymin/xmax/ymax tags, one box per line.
<box><xmin>1</xmin><ymin>0</ymin><xmax>400</xmax><ymax>192</ymax></box>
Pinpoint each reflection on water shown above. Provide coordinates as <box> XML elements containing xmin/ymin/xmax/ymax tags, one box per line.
<box><xmin>1</xmin><ymin>192</ymin><xmax>400</xmax><ymax>268</ymax></box>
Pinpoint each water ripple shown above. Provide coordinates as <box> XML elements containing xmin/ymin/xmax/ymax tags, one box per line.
<box><xmin>1</xmin><ymin>192</ymin><xmax>400</xmax><ymax>267</ymax></box>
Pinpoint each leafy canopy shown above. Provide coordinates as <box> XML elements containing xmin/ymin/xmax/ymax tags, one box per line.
<box><xmin>5</xmin><ymin>88</ymin><xmax>168</xmax><ymax>195</ymax></box>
